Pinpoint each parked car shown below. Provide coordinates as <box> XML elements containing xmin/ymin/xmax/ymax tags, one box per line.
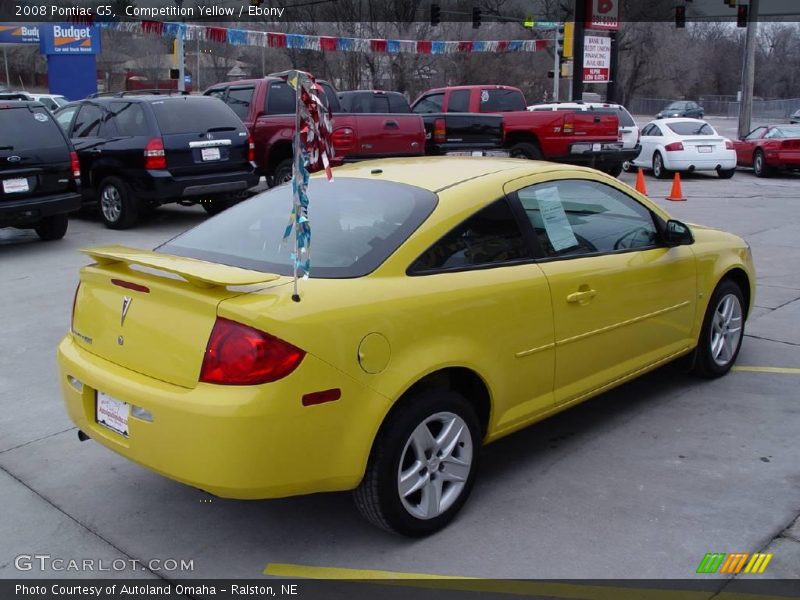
<box><xmin>790</xmin><ymin>109</ymin><xmax>800</xmax><ymax>124</ymax></box>
<box><xmin>205</xmin><ymin>78</ymin><xmax>426</xmax><ymax>186</ymax></box>
<box><xmin>528</xmin><ymin>102</ymin><xmax>641</xmax><ymax>174</ymax></box>
<box><xmin>26</xmin><ymin>93</ymin><xmax>69</xmax><ymax>112</ymax></box>
<box><xmin>338</xmin><ymin>90</ymin><xmax>412</xmax><ymax>113</ymax></box>
<box><xmin>59</xmin><ymin>157</ymin><xmax>754</xmax><ymax>536</ymax></box>
<box><xmin>1</xmin><ymin>100</ymin><xmax>81</xmax><ymax>240</ymax></box>
<box><xmin>0</xmin><ymin>91</ymin><xmax>32</xmax><ymax>101</ymax></box>
<box><xmin>54</xmin><ymin>92</ymin><xmax>259</xmax><ymax>228</ymax></box>
<box><xmin>656</xmin><ymin>101</ymin><xmax>704</xmax><ymax>119</ymax></box>
<box><xmin>414</xmin><ymin>85</ymin><xmax>637</xmax><ymax>175</ymax></box>
<box><xmin>633</xmin><ymin>118</ymin><xmax>736</xmax><ymax>179</ymax></box>
<box><xmin>732</xmin><ymin>124</ymin><xmax>800</xmax><ymax>177</ymax></box>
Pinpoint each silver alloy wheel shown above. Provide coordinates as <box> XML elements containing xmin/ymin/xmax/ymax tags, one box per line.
<box><xmin>622</xmin><ymin>160</ymin><xmax>632</xmax><ymax>172</ymax></box>
<box><xmin>653</xmin><ymin>153</ymin><xmax>664</xmax><ymax>178</ymax></box>
<box><xmin>397</xmin><ymin>411</ymin><xmax>473</xmax><ymax>520</ymax></box>
<box><xmin>710</xmin><ymin>293</ymin><xmax>743</xmax><ymax>367</ymax></box>
<box><xmin>100</xmin><ymin>184</ymin><xmax>122</xmax><ymax>223</ymax></box>
<box><xmin>754</xmin><ymin>152</ymin><xmax>764</xmax><ymax>175</ymax></box>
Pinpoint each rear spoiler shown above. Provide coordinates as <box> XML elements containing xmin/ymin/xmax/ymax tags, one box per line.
<box><xmin>81</xmin><ymin>245</ymin><xmax>280</xmax><ymax>289</ymax></box>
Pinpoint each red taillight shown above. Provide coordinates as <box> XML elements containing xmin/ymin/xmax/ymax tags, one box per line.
<box><xmin>781</xmin><ymin>139</ymin><xmax>800</xmax><ymax>149</ymax></box>
<box><xmin>563</xmin><ymin>113</ymin><xmax>574</xmax><ymax>134</ymax></box>
<box><xmin>71</xmin><ymin>282</ymin><xmax>81</xmax><ymax>330</ymax></box>
<box><xmin>144</xmin><ymin>137</ymin><xmax>166</xmax><ymax>169</ymax></box>
<box><xmin>70</xmin><ymin>151</ymin><xmax>81</xmax><ymax>179</ymax></box>
<box><xmin>331</xmin><ymin>127</ymin><xmax>356</xmax><ymax>155</ymax></box>
<box><xmin>247</xmin><ymin>133</ymin><xmax>255</xmax><ymax>162</ymax></box>
<box><xmin>725</xmin><ymin>139</ymin><xmax>734</xmax><ymax>150</ymax></box>
<box><xmin>111</xmin><ymin>279</ymin><xmax>150</xmax><ymax>293</ymax></box>
<box><xmin>199</xmin><ymin>318</ymin><xmax>305</xmax><ymax>385</ymax></box>
<box><xmin>433</xmin><ymin>117</ymin><xmax>446</xmax><ymax>144</ymax></box>
<box><xmin>665</xmin><ymin>142</ymin><xmax>684</xmax><ymax>151</ymax></box>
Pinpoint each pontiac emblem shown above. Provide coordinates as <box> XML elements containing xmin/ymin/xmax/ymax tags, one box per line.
<box><xmin>7</xmin><ymin>156</ymin><xmax>21</xmax><ymax>162</ymax></box>
<box><xmin>121</xmin><ymin>296</ymin><xmax>132</xmax><ymax>326</ymax></box>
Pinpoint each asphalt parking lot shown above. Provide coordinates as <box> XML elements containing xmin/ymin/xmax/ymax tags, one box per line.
<box><xmin>1</xmin><ymin>134</ymin><xmax>799</xmax><ymax>587</ymax></box>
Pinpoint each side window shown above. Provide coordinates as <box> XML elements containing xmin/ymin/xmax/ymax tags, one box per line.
<box><xmin>388</xmin><ymin>93</ymin><xmax>411</xmax><ymax>113</ymax></box>
<box><xmin>108</xmin><ymin>102</ymin><xmax>148</xmax><ymax>137</ymax></box>
<box><xmin>226</xmin><ymin>87</ymin><xmax>254</xmax><ymax>119</ymax></box>
<box><xmin>447</xmin><ymin>90</ymin><xmax>470</xmax><ymax>113</ymax></box>
<box><xmin>641</xmin><ymin>124</ymin><xmax>653</xmax><ymax>136</ymax></box>
<box><xmin>73</xmin><ymin>104</ymin><xmax>104</xmax><ymax>138</ymax></box>
<box><xmin>205</xmin><ymin>87</ymin><xmax>227</xmax><ymax>100</ymax></box>
<box><xmin>516</xmin><ymin>179</ymin><xmax>659</xmax><ymax>258</ymax></box>
<box><xmin>650</xmin><ymin>125</ymin><xmax>663</xmax><ymax>137</ymax></box>
<box><xmin>410</xmin><ymin>199</ymin><xmax>530</xmax><ymax>273</ymax></box>
<box><xmin>265</xmin><ymin>81</ymin><xmax>296</xmax><ymax>114</ymax></box>
<box><xmin>745</xmin><ymin>127</ymin><xmax>766</xmax><ymax>141</ymax></box>
<box><xmin>412</xmin><ymin>93</ymin><xmax>444</xmax><ymax>114</ymax></box>
<box><xmin>55</xmin><ymin>106</ymin><xmax>78</xmax><ymax>132</ymax></box>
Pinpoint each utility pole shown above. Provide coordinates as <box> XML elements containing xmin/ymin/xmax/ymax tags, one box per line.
<box><xmin>606</xmin><ymin>32</ymin><xmax>619</xmax><ymax>103</ymax></box>
<box><xmin>737</xmin><ymin>0</ymin><xmax>759</xmax><ymax>138</ymax></box>
<box><xmin>553</xmin><ymin>27</ymin><xmax>562</xmax><ymax>101</ymax></box>
<box><xmin>176</xmin><ymin>0</ymin><xmax>186</xmax><ymax>92</ymax></box>
<box><xmin>3</xmin><ymin>46</ymin><xmax>9</xmax><ymax>90</ymax></box>
<box><xmin>571</xmin><ymin>0</ymin><xmax>586</xmax><ymax>102</ymax></box>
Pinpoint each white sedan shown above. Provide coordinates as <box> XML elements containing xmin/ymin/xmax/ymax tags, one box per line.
<box><xmin>633</xmin><ymin>118</ymin><xmax>737</xmax><ymax>179</ymax></box>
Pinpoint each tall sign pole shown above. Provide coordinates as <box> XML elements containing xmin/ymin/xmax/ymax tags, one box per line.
<box><xmin>606</xmin><ymin>32</ymin><xmax>619</xmax><ymax>103</ymax></box>
<box><xmin>572</xmin><ymin>0</ymin><xmax>586</xmax><ymax>102</ymax></box>
<box><xmin>738</xmin><ymin>0</ymin><xmax>759</xmax><ymax>139</ymax></box>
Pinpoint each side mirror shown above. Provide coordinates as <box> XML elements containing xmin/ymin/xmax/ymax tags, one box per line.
<box><xmin>664</xmin><ymin>219</ymin><xmax>694</xmax><ymax>247</ymax></box>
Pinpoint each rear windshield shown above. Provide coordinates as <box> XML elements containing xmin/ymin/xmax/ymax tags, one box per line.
<box><xmin>0</xmin><ymin>106</ymin><xmax>65</xmax><ymax>151</ymax></box>
<box><xmin>479</xmin><ymin>89</ymin><xmax>526</xmax><ymax>112</ymax></box>
<box><xmin>159</xmin><ymin>178</ymin><xmax>437</xmax><ymax>278</ymax></box>
<box><xmin>667</xmin><ymin>122</ymin><xmax>714</xmax><ymax>136</ymax></box>
<box><xmin>593</xmin><ymin>107</ymin><xmax>635</xmax><ymax>127</ymax></box>
<box><xmin>150</xmin><ymin>97</ymin><xmax>243</xmax><ymax>135</ymax></box>
<box><xmin>770</xmin><ymin>126</ymin><xmax>800</xmax><ymax>138</ymax></box>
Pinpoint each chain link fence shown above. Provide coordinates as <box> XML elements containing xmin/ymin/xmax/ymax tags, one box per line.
<box><xmin>629</xmin><ymin>96</ymin><xmax>800</xmax><ymax>121</ymax></box>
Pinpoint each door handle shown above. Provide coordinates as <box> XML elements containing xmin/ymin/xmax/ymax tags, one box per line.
<box><xmin>384</xmin><ymin>120</ymin><xmax>399</xmax><ymax>129</ymax></box>
<box><xmin>88</xmin><ymin>148</ymin><xmax>102</xmax><ymax>155</ymax></box>
<box><xmin>567</xmin><ymin>288</ymin><xmax>597</xmax><ymax>304</ymax></box>
<box><xmin>594</xmin><ymin>116</ymin><xmax>601</xmax><ymax>123</ymax></box>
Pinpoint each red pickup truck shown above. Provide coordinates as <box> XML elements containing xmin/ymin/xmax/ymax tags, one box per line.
<box><xmin>206</xmin><ymin>78</ymin><xmax>426</xmax><ymax>185</ymax></box>
<box><xmin>412</xmin><ymin>85</ymin><xmax>639</xmax><ymax>175</ymax></box>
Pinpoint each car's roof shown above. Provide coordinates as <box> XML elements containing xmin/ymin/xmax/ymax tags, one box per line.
<box><xmin>0</xmin><ymin>100</ymin><xmax>46</xmax><ymax>109</ymax></box>
<box><xmin>650</xmin><ymin>117</ymin><xmax>707</xmax><ymax>125</ymax></box>
<box><xmin>320</xmin><ymin>157</ymin><xmax>580</xmax><ymax>193</ymax></box>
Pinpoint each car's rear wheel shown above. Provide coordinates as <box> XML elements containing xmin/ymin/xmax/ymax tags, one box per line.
<box><xmin>201</xmin><ymin>196</ymin><xmax>233</xmax><ymax>216</ymax></box>
<box><xmin>509</xmin><ymin>142</ymin><xmax>543</xmax><ymax>161</ymax></box>
<box><xmin>718</xmin><ymin>168</ymin><xmax>735</xmax><ymax>179</ymax></box>
<box><xmin>621</xmin><ymin>160</ymin><xmax>633</xmax><ymax>173</ymax></box>
<box><xmin>34</xmin><ymin>214</ymin><xmax>68</xmax><ymax>241</ymax></box>
<box><xmin>691</xmin><ymin>279</ymin><xmax>745</xmax><ymax>378</ymax></box>
<box><xmin>354</xmin><ymin>389</ymin><xmax>480</xmax><ymax>537</ymax></box>
<box><xmin>753</xmin><ymin>150</ymin><xmax>770</xmax><ymax>178</ymax></box>
<box><xmin>99</xmin><ymin>176</ymin><xmax>138</xmax><ymax>230</ymax></box>
<box><xmin>653</xmin><ymin>152</ymin><xmax>670</xmax><ymax>179</ymax></box>
<box><xmin>272</xmin><ymin>159</ymin><xmax>293</xmax><ymax>187</ymax></box>
<box><xmin>604</xmin><ymin>163</ymin><xmax>623</xmax><ymax>177</ymax></box>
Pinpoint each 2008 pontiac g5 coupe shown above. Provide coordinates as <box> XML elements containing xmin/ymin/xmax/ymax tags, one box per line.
<box><xmin>58</xmin><ymin>157</ymin><xmax>754</xmax><ymax>536</ymax></box>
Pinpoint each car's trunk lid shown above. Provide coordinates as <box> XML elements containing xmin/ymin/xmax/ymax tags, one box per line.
<box><xmin>71</xmin><ymin>246</ymin><xmax>281</xmax><ymax>389</ymax></box>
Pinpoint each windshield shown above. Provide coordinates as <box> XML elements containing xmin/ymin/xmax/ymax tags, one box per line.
<box><xmin>666</xmin><ymin>102</ymin><xmax>688</xmax><ymax>110</ymax></box>
<box><xmin>667</xmin><ymin>122</ymin><xmax>715</xmax><ymax>136</ymax></box>
<box><xmin>159</xmin><ymin>178</ymin><xmax>437</xmax><ymax>278</ymax></box>
<box><xmin>0</xmin><ymin>106</ymin><xmax>65</xmax><ymax>151</ymax></box>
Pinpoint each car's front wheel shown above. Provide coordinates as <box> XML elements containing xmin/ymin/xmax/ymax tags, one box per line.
<box><xmin>653</xmin><ymin>151</ymin><xmax>670</xmax><ymax>179</ymax></box>
<box><xmin>354</xmin><ymin>389</ymin><xmax>481</xmax><ymax>536</ymax></box>
<box><xmin>691</xmin><ymin>279</ymin><xmax>746</xmax><ymax>378</ymax></box>
<box><xmin>98</xmin><ymin>176</ymin><xmax>138</xmax><ymax>229</ymax></box>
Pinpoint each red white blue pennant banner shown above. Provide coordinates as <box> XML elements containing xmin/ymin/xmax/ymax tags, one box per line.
<box><xmin>99</xmin><ymin>21</ymin><xmax>549</xmax><ymax>54</ymax></box>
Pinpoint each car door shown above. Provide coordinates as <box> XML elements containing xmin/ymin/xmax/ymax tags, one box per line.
<box><xmin>734</xmin><ymin>127</ymin><xmax>767</xmax><ymax>166</ymax></box>
<box><xmin>408</xmin><ymin>198</ymin><xmax>556</xmax><ymax>433</ymax></box>
<box><xmin>508</xmin><ymin>176</ymin><xmax>697</xmax><ymax>406</ymax></box>
<box><xmin>636</xmin><ymin>124</ymin><xmax>660</xmax><ymax>166</ymax></box>
<box><xmin>69</xmin><ymin>102</ymin><xmax>109</xmax><ymax>188</ymax></box>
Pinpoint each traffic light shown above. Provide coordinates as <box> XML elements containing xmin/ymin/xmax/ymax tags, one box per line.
<box><xmin>737</xmin><ymin>4</ymin><xmax>748</xmax><ymax>26</ymax></box>
<box><xmin>472</xmin><ymin>6</ymin><xmax>481</xmax><ymax>29</ymax></box>
<box><xmin>556</xmin><ymin>25</ymin><xmax>564</xmax><ymax>56</ymax></box>
<box><xmin>725</xmin><ymin>0</ymin><xmax>737</xmax><ymax>7</ymax></box>
<box><xmin>563</xmin><ymin>21</ymin><xmax>574</xmax><ymax>58</ymax></box>
<box><xmin>430</xmin><ymin>3</ymin><xmax>441</xmax><ymax>26</ymax></box>
<box><xmin>675</xmin><ymin>6</ymin><xmax>686</xmax><ymax>28</ymax></box>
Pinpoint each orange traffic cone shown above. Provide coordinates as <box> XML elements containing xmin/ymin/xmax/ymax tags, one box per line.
<box><xmin>666</xmin><ymin>172</ymin><xmax>686</xmax><ymax>202</ymax></box>
<box><xmin>635</xmin><ymin>168</ymin><xmax>648</xmax><ymax>195</ymax></box>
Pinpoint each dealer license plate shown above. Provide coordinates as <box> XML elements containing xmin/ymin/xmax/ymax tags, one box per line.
<box><xmin>96</xmin><ymin>391</ymin><xmax>129</xmax><ymax>437</ymax></box>
<box><xmin>698</xmin><ymin>146</ymin><xmax>713</xmax><ymax>153</ymax></box>
<box><xmin>3</xmin><ymin>178</ymin><xmax>29</xmax><ymax>194</ymax></box>
<box><xmin>201</xmin><ymin>147</ymin><xmax>221</xmax><ymax>161</ymax></box>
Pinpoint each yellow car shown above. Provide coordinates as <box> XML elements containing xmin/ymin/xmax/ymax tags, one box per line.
<box><xmin>58</xmin><ymin>157</ymin><xmax>754</xmax><ymax>536</ymax></box>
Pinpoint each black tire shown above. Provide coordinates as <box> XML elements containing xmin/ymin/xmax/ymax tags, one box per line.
<box><xmin>690</xmin><ymin>279</ymin><xmax>746</xmax><ymax>379</ymax></box>
<box><xmin>34</xmin><ymin>214</ymin><xmax>68</xmax><ymax>241</ymax></box>
<box><xmin>98</xmin><ymin>176</ymin><xmax>138</xmax><ymax>230</ymax></box>
<box><xmin>653</xmin><ymin>152</ymin><xmax>670</xmax><ymax>179</ymax></box>
<box><xmin>354</xmin><ymin>389</ymin><xmax>481</xmax><ymax>537</ymax></box>
<box><xmin>718</xmin><ymin>168</ymin><xmax>736</xmax><ymax>179</ymax></box>
<box><xmin>621</xmin><ymin>161</ymin><xmax>633</xmax><ymax>173</ymax></box>
<box><xmin>509</xmin><ymin>142</ymin><xmax>543</xmax><ymax>161</ymax></box>
<box><xmin>271</xmin><ymin>159</ymin><xmax>293</xmax><ymax>188</ymax></box>
<box><xmin>753</xmin><ymin>150</ymin><xmax>770</xmax><ymax>178</ymax></box>
<box><xmin>201</xmin><ymin>197</ymin><xmax>232</xmax><ymax>216</ymax></box>
<box><xmin>604</xmin><ymin>163</ymin><xmax>624</xmax><ymax>177</ymax></box>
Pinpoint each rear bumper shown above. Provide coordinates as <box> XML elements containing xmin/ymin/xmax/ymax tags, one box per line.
<box><xmin>566</xmin><ymin>143</ymin><xmax>641</xmax><ymax>166</ymax></box>
<box><xmin>132</xmin><ymin>167</ymin><xmax>259</xmax><ymax>202</ymax></box>
<box><xmin>0</xmin><ymin>191</ymin><xmax>81</xmax><ymax>226</ymax></box>
<box><xmin>765</xmin><ymin>151</ymin><xmax>800</xmax><ymax>167</ymax></box>
<box><xmin>427</xmin><ymin>142</ymin><xmax>505</xmax><ymax>156</ymax></box>
<box><xmin>57</xmin><ymin>335</ymin><xmax>389</xmax><ymax>499</ymax></box>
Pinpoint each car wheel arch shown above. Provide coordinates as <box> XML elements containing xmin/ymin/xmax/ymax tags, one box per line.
<box><xmin>719</xmin><ymin>267</ymin><xmax>752</xmax><ymax>319</ymax></box>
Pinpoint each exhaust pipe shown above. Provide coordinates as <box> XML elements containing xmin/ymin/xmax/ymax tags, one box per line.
<box><xmin>77</xmin><ymin>430</ymin><xmax>90</xmax><ymax>442</ymax></box>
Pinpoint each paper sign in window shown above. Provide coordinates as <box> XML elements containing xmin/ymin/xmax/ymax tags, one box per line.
<box><xmin>534</xmin><ymin>187</ymin><xmax>578</xmax><ymax>252</ymax></box>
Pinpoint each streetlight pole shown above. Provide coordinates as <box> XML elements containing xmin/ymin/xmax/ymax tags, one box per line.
<box><xmin>737</xmin><ymin>0</ymin><xmax>759</xmax><ymax>138</ymax></box>
<box><xmin>175</xmin><ymin>0</ymin><xmax>186</xmax><ymax>92</ymax></box>
<box><xmin>571</xmin><ymin>0</ymin><xmax>586</xmax><ymax>102</ymax></box>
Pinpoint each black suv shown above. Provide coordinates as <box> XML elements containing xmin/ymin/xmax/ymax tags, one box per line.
<box><xmin>54</xmin><ymin>92</ymin><xmax>259</xmax><ymax>229</ymax></box>
<box><xmin>1</xmin><ymin>101</ymin><xmax>81</xmax><ymax>241</ymax></box>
